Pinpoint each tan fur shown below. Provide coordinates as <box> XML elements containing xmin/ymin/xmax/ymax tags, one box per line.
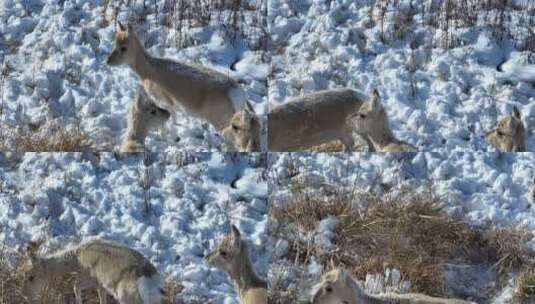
<box><xmin>205</xmin><ymin>225</ymin><xmax>267</xmax><ymax>304</ymax></box>
<box><xmin>486</xmin><ymin>106</ymin><xmax>526</xmax><ymax>152</ymax></box>
<box><xmin>348</xmin><ymin>89</ymin><xmax>417</xmax><ymax>152</ymax></box>
<box><xmin>268</xmin><ymin>89</ymin><xmax>374</xmax><ymax>152</ymax></box>
<box><xmin>121</xmin><ymin>86</ymin><xmax>170</xmax><ymax>153</ymax></box>
<box><xmin>312</xmin><ymin>268</ymin><xmax>475</xmax><ymax>304</ymax></box>
<box><xmin>221</xmin><ymin>102</ymin><xmax>262</xmax><ymax>151</ymax></box>
<box><xmin>107</xmin><ymin>23</ymin><xmax>246</xmax><ymax>133</ymax></box>
<box><xmin>19</xmin><ymin>238</ymin><xmax>162</xmax><ymax>304</ymax></box>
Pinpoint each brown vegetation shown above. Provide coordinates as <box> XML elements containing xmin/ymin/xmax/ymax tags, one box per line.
<box><xmin>269</xmin><ymin>178</ymin><xmax>535</xmax><ymax>303</ymax></box>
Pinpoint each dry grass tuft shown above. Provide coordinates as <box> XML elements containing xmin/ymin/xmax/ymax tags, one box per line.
<box><xmin>0</xmin><ymin>122</ymin><xmax>95</xmax><ymax>152</ymax></box>
<box><xmin>162</xmin><ymin>279</ymin><xmax>185</xmax><ymax>304</ymax></box>
<box><xmin>0</xmin><ymin>248</ymin><xmax>27</xmax><ymax>304</ymax></box>
<box><xmin>515</xmin><ymin>267</ymin><xmax>535</xmax><ymax>302</ymax></box>
<box><xmin>270</xmin><ymin>180</ymin><xmax>535</xmax><ymax>301</ymax></box>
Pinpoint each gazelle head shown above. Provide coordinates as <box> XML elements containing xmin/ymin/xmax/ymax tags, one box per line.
<box><xmin>349</xmin><ymin>89</ymin><xmax>386</xmax><ymax>134</ymax></box>
<box><xmin>131</xmin><ymin>87</ymin><xmax>171</xmax><ymax>132</ymax></box>
<box><xmin>486</xmin><ymin>106</ymin><xmax>526</xmax><ymax>152</ymax></box>
<box><xmin>311</xmin><ymin>268</ymin><xmax>362</xmax><ymax>304</ymax></box>
<box><xmin>221</xmin><ymin>103</ymin><xmax>261</xmax><ymax>152</ymax></box>
<box><xmin>205</xmin><ymin>225</ymin><xmax>247</xmax><ymax>276</ymax></box>
<box><xmin>107</xmin><ymin>22</ymin><xmax>143</xmax><ymax>66</ymax></box>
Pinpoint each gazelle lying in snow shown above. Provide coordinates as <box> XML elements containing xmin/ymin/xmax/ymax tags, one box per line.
<box><xmin>121</xmin><ymin>85</ymin><xmax>171</xmax><ymax>152</ymax></box>
<box><xmin>20</xmin><ymin>238</ymin><xmax>163</xmax><ymax>304</ymax></box>
<box><xmin>267</xmin><ymin>89</ymin><xmax>374</xmax><ymax>151</ymax></box>
<box><xmin>312</xmin><ymin>268</ymin><xmax>475</xmax><ymax>304</ymax></box>
<box><xmin>486</xmin><ymin>106</ymin><xmax>526</xmax><ymax>152</ymax></box>
<box><xmin>107</xmin><ymin>22</ymin><xmax>247</xmax><ymax>141</ymax></box>
<box><xmin>348</xmin><ymin>89</ymin><xmax>417</xmax><ymax>152</ymax></box>
<box><xmin>206</xmin><ymin>225</ymin><xmax>267</xmax><ymax>304</ymax></box>
<box><xmin>220</xmin><ymin>102</ymin><xmax>262</xmax><ymax>152</ymax></box>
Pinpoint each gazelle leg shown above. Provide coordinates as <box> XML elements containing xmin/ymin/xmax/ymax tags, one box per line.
<box><xmin>98</xmin><ymin>286</ymin><xmax>108</xmax><ymax>304</ymax></box>
<box><xmin>73</xmin><ymin>282</ymin><xmax>83</xmax><ymax>304</ymax></box>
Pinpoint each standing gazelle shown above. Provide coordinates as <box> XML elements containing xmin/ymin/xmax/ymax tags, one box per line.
<box><xmin>107</xmin><ymin>22</ymin><xmax>248</xmax><ymax>140</ymax></box>
<box><xmin>205</xmin><ymin>225</ymin><xmax>267</xmax><ymax>304</ymax></box>
<box><xmin>312</xmin><ymin>268</ymin><xmax>475</xmax><ymax>304</ymax></box>
<box><xmin>19</xmin><ymin>238</ymin><xmax>163</xmax><ymax>304</ymax></box>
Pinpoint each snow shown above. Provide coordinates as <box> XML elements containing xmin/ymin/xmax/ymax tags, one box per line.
<box><xmin>0</xmin><ymin>152</ymin><xmax>268</xmax><ymax>303</ymax></box>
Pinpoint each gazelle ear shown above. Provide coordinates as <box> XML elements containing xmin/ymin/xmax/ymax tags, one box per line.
<box><xmin>231</xmin><ymin>225</ymin><xmax>241</xmax><ymax>239</ymax></box>
<box><xmin>118</xmin><ymin>21</ymin><xmax>126</xmax><ymax>31</ymax></box>
<box><xmin>512</xmin><ymin>106</ymin><xmax>521</xmax><ymax>120</ymax></box>
<box><xmin>245</xmin><ymin>102</ymin><xmax>255</xmax><ymax>113</ymax></box>
<box><xmin>370</xmin><ymin>89</ymin><xmax>381</xmax><ymax>112</ymax></box>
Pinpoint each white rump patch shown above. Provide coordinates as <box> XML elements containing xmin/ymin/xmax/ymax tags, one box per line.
<box><xmin>137</xmin><ymin>274</ymin><xmax>163</xmax><ymax>304</ymax></box>
<box><xmin>227</xmin><ymin>86</ymin><xmax>247</xmax><ymax>111</ymax></box>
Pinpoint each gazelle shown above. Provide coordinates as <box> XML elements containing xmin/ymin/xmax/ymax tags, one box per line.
<box><xmin>312</xmin><ymin>268</ymin><xmax>475</xmax><ymax>304</ymax></box>
<box><xmin>205</xmin><ymin>225</ymin><xmax>267</xmax><ymax>304</ymax></box>
<box><xmin>121</xmin><ymin>85</ymin><xmax>171</xmax><ymax>152</ymax></box>
<box><xmin>19</xmin><ymin>238</ymin><xmax>163</xmax><ymax>304</ymax></box>
<box><xmin>268</xmin><ymin>88</ymin><xmax>374</xmax><ymax>152</ymax></box>
<box><xmin>486</xmin><ymin>106</ymin><xmax>526</xmax><ymax>152</ymax></box>
<box><xmin>107</xmin><ymin>22</ymin><xmax>247</xmax><ymax>140</ymax></box>
<box><xmin>348</xmin><ymin>89</ymin><xmax>417</xmax><ymax>152</ymax></box>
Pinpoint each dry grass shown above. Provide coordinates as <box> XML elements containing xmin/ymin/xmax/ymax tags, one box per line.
<box><xmin>0</xmin><ymin>248</ymin><xmax>27</xmax><ymax>304</ymax></box>
<box><xmin>515</xmin><ymin>267</ymin><xmax>535</xmax><ymax>302</ymax></box>
<box><xmin>0</xmin><ymin>122</ymin><xmax>95</xmax><ymax>152</ymax></box>
<box><xmin>270</xmin><ymin>181</ymin><xmax>535</xmax><ymax>302</ymax></box>
<box><xmin>373</xmin><ymin>0</ymin><xmax>535</xmax><ymax>49</ymax></box>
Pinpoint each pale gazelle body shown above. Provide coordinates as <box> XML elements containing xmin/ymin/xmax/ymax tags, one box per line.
<box><xmin>121</xmin><ymin>85</ymin><xmax>171</xmax><ymax>153</ymax></box>
<box><xmin>19</xmin><ymin>238</ymin><xmax>163</xmax><ymax>304</ymax></box>
<box><xmin>107</xmin><ymin>22</ymin><xmax>247</xmax><ymax>135</ymax></box>
<box><xmin>312</xmin><ymin>268</ymin><xmax>475</xmax><ymax>304</ymax></box>
<box><xmin>205</xmin><ymin>225</ymin><xmax>267</xmax><ymax>304</ymax></box>
<box><xmin>348</xmin><ymin>89</ymin><xmax>417</xmax><ymax>152</ymax></box>
<box><xmin>268</xmin><ymin>89</ymin><xmax>374</xmax><ymax>152</ymax></box>
<box><xmin>220</xmin><ymin>102</ymin><xmax>262</xmax><ymax>151</ymax></box>
<box><xmin>486</xmin><ymin>106</ymin><xmax>526</xmax><ymax>152</ymax></box>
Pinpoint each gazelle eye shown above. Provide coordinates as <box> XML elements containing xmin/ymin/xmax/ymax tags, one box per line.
<box><xmin>325</xmin><ymin>286</ymin><xmax>333</xmax><ymax>293</ymax></box>
<box><xmin>232</xmin><ymin>124</ymin><xmax>239</xmax><ymax>131</ymax></box>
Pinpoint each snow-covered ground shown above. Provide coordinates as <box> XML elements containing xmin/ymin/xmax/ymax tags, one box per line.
<box><xmin>268</xmin><ymin>0</ymin><xmax>535</xmax><ymax>152</ymax></box>
<box><xmin>268</xmin><ymin>152</ymin><xmax>535</xmax><ymax>302</ymax></box>
<box><xmin>0</xmin><ymin>152</ymin><xmax>268</xmax><ymax>303</ymax></box>
<box><xmin>0</xmin><ymin>0</ymin><xmax>268</xmax><ymax>151</ymax></box>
